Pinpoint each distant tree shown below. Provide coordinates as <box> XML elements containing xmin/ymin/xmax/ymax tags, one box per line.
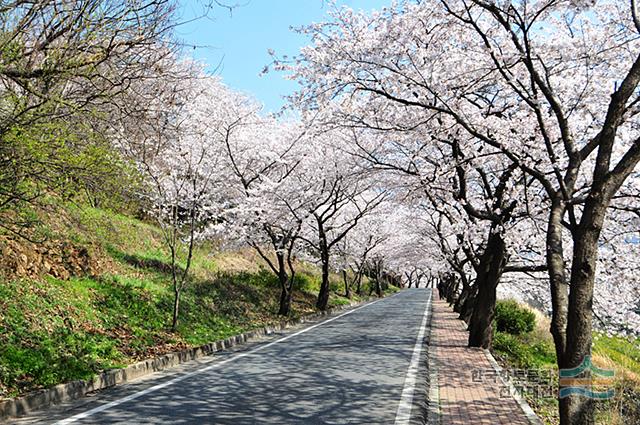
<box><xmin>120</xmin><ymin>69</ymin><xmax>229</xmax><ymax>330</ymax></box>
<box><xmin>296</xmin><ymin>134</ymin><xmax>387</xmax><ymax>309</ymax></box>
<box><xmin>222</xmin><ymin>114</ymin><xmax>310</xmax><ymax>316</ymax></box>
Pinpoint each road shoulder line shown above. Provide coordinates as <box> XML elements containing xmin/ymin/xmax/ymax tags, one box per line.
<box><xmin>394</xmin><ymin>290</ymin><xmax>433</xmax><ymax>425</ymax></box>
<box><xmin>52</xmin><ymin>296</ymin><xmax>389</xmax><ymax>424</ymax></box>
<box><xmin>427</xmin><ymin>290</ymin><xmax>440</xmax><ymax>425</ymax></box>
<box><xmin>2</xmin><ymin>294</ymin><xmax>389</xmax><ymax>424</ymax></box>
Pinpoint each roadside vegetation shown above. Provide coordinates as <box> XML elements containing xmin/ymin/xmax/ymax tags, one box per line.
<box><xmin>0</xmin><ymin>199</ymin><xmax>394</xmax><ymax>400</ymax></box>
<box><xmin>490</xmin><ymin>300</ymin><xmax>640</xmax><ymax>425</ymax></box>
<box><xmin>2</xmin><ymin>1</ymin><xmax>640</xmax><ymax>423</ymax></box>
<box><xmin>0</xmin><ymin>0</ymin><xmax>404</xmax><ymax>403</ymax></box>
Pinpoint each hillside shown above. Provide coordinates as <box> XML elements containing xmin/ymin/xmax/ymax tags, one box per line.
<box><xmin>0</xmin><ymin>200</ymin><xmax>388</xmax><ymax>400</ymax></box>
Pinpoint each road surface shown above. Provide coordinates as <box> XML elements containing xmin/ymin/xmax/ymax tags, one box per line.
<box><xmin>15</xmin><ymin>288</ymin><xmax>432</xmax><ymax>425</ymax></box>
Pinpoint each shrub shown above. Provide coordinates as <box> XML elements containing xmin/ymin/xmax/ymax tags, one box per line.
<box><xmin>494</xmin><ymin>299</ymin><xmax>536</xmax><ymax>335</ymax></box>
<box><xmin>493</xmin><ymin>332</ymin><xmax>536</xmax><ymax>369</ymax></box>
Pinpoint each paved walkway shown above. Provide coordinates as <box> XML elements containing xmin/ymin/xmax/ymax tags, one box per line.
<box><xmin>431</xmin><ymin>291</ymin><xmax>532</xmax><ymax>424</ymax></box>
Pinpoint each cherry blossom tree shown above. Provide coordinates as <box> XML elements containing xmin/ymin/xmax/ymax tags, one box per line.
<box><xmin>293</xmin><ymin>130</ymin><xmax>388</xmax><ymax>309</ymax></box>
<box><xmin>285</xmin><ymin>2</ymin><xmax>640</xmax><ymax>422</ymax></box>
<box><xmin>334</xmin><ymin>215</ymin><xmax>387</xmax><ymax>297</ymax></box>
<box><xmin>221</xmin><ymin>113</ymin><xmax>311</xmax><ymax>316</ymax></box>
<box><xmin>114</xmin><ymin>64</ymin><xmax>236</xmax><ymax>330</ymax></box>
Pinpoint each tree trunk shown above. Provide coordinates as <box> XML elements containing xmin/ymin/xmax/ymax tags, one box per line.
<box><xmin>343</xmin><ymin>269</ymin><xmax>351</xmax><ymax>298</ymax></box>
<box><xmin>459</xmin><ymin>284</ymin><xmax>477</xmax><ymax>325</ymax></box>
<box><xmin>276</xmin><ymin>251</ymin><xmax>291</xmax><ymax>316</ymax></box>
<box><xmin>171</xmin><ymin>288</ymin><xmax>180</xmax><ymax>331</ymax></box>
<box><xmin>547</xmin><ymin>200</ymin><xmax>570</xmax><ymax>365</ymax></box>
<box><xmin>559</xmin><ymin>197</ymin><xmax>608</xmax><ymax>425</ymax></box>
<box><xmin>278</xmin><ymin>285</ymin><xmax>292</xmax><ymax>316</ymax></box>
<box><xmin>316</xmin><ymin>248</ymin><xmax>330</xmax><ymax>310</ymax></box>
<box><xmin>356</xmin><ymin>270</ymin><xmax>363</xmax><ymax>295</ymax></box>
<box><xmin>468</xmin><ymin>231</ymin><xmax>507</xmax><ymax>349</ymax></box>
<box><xmin>445</xmin><ymin>275</ymin><xmax>459</xmax><ymax>305</ymax></box>
<box><xmin>406</xmin><ymin>270</ymin><xmax>416</xmax><ymax>288</ymax></box>
<box><xmin>375</xmin><ymin>262</ymin><xmax>383</xmax><ymax>297</ymax></box>
<box><xmin>545</xmin><ymin>200</ymin><xmax>579</xmax><ymax>424</ymax></box>
<box><xmin>454</xmin><ymin>278</ymin><xmax>472</xmax><ymax>314</ymax></box>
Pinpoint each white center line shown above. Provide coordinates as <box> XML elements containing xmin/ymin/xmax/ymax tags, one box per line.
<box><xmin>53</xmin><ymin>297</ymin><xmax>389</xmax><ymax>425</ymax></box>
<box><xmin>394</xmin><ymin>291</ymin><xmax>432</xmax><ymax>425</ymax></box>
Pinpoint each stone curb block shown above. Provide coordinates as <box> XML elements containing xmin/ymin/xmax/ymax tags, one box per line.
<box><xmin>0</xmin><ymin>297</ymin><xmax>376</xmax><ymax>422</ymax></box>
<box><xmin>426</xmin><ymin>290</ymin><xmax>440</xmax><ymax>425</ymax></box>
<box><xmin>405</xmin><ymin>290</ymin><xmax>433</xmax><ymax>425</ymax></box>
<box><xmin>483</xmin><ymin>349</ymin><xmax>544</xmax><ymax>425</ymax></box>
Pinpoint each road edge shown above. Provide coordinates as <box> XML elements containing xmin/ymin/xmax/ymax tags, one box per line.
<box><xmin>0</xmin><ymin>294</ymin><xmax>388</xmax><ymax>422</ymax></box>
<box><xmin>405</xmin><ymin>289</ymin><xmax>433</xmax><ymax>425</ymax></box>
<box><xmin>426</xmin><ymin>289</ymin><xmax>440</xmax><ymax>425</ymax></box>
<box><xmin>483</xmin><ymin>349</ymin><xmax>544</xmax><ymax>425</ymax></box>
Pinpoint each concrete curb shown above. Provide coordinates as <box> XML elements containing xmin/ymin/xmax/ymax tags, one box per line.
<box><xmin>0</xmin><ymin>296</ymin><xmax>379</xmax><ymax>422</ymax></box>
<box><xmin>483</xmin><ymin>349</ymin><xmax>544</xmax><ymax>425</ymax></box>
<box><xmin>426</xmin><ymin>291</ymin><xmax>440</xmax><ymax>425</ymax></box>
<box><xmin>407</xmin><ymin>290</ymin><xmax>434</xmax><ymax>425</ymax></box>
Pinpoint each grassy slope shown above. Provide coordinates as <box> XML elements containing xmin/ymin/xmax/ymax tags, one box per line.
<box><xmin>490</xmin><ymin>301</ymin><xmax>640</xmax><ymax>425</ymax></box>
<box><xmin>0</xmin><ymin>202</ymin><xmax>394</xmax><ymax>399</ymax></box>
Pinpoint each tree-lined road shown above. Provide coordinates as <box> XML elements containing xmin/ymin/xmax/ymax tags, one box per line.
<box><xmin>18</xmin><ymin>289</ymin><xmax>432</xmax><ymax>425</ymax></box>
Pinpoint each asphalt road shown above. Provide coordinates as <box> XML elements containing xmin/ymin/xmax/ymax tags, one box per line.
<box><xmin>15</xmin><ymin>288</ymin><xmax>432</xmax><ymax>425</ymax></box>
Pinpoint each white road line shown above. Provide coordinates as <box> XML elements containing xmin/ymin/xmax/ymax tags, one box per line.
<box><xmin>53</xmin><ymin>297</ymin><xmax>388</xmax><ymax>425</ymax></box>
<box><xmin>394</xmin><ymin>291</ymin><xmax>432</xmax><ymax>425</ymax></box>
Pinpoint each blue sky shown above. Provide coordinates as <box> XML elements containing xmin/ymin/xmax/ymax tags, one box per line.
<box><xmin>176</xmin><ymin>0</ymin><xmax>390</xmax><ymax>112</ymax></box>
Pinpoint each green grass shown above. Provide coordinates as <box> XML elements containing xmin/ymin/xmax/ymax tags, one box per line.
<box><xmin>594</xmin><ymin>333</ymin><xmax>640</xmax><ymax>377</ymax></box>
<box><xmin>490</xmin><ymin>302</ymin><xmax>640</xmax><ymax>424</ymax></box>
<box><xmin>0</xmin><ymin>278</ymin><xmax>125</xmax><ymax>397</ymax></box>
<box><xmin>492</xmin><ymin>331</ymin><xmax>556</xmax><ymax>369</ymax></box>
<box><xmin>0</xmin><ymin>202</ymin><xmax>395</xmax><ymax>399</ymax></box>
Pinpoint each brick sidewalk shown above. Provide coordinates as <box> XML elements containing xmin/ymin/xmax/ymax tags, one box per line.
<box><xmin>431</xmin><ymin>292</ymin><xmax>532</xmax><ymax>424</ymax></box>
